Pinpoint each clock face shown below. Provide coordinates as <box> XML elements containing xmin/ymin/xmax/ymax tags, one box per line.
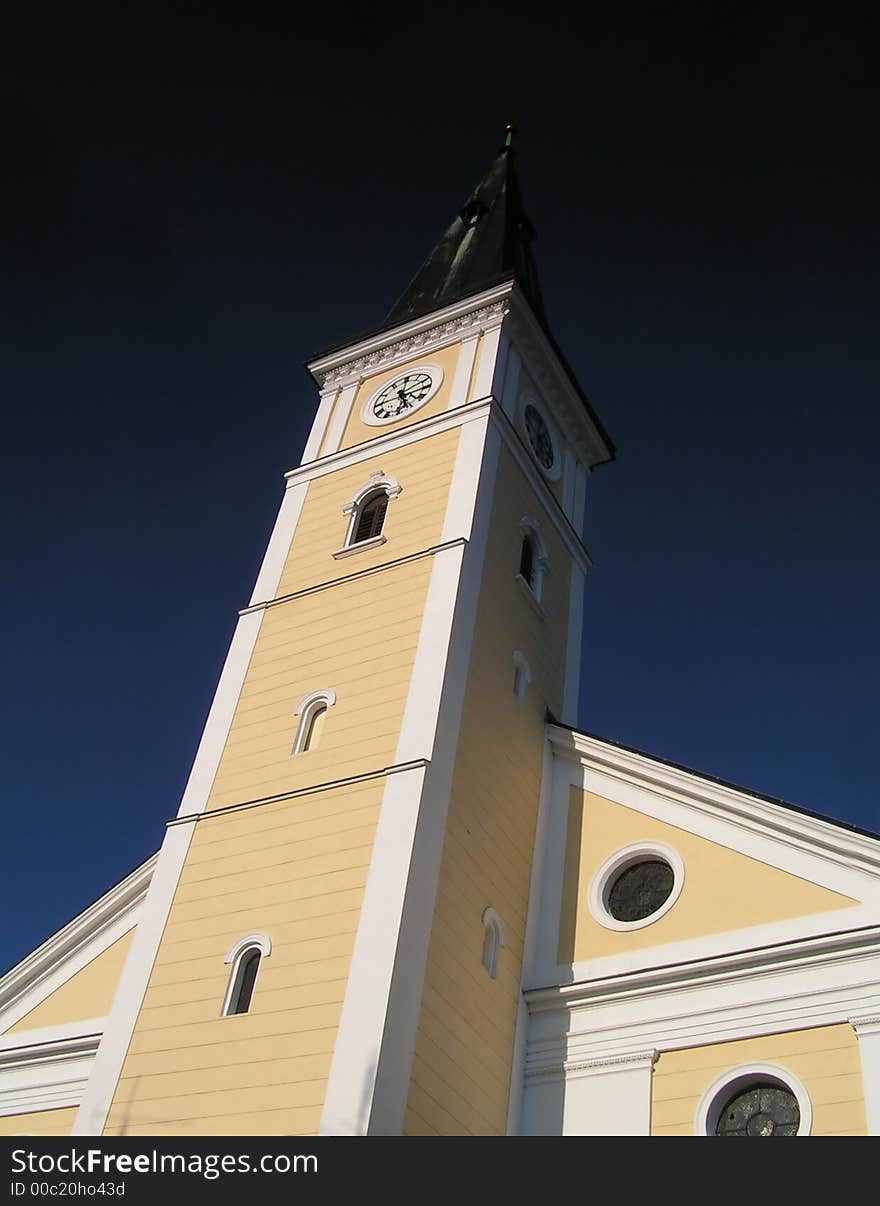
<box><xmin>523</xmin><ymin>403</ymin><xmax>555</xmax><ymax>472</ymax></box>
<box><xmin>371</xmin><ymin>371</ymin><xmax>435</xmax><ymax>421</ymax></box>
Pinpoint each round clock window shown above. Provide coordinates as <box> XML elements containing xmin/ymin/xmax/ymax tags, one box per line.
<box><xmin>363</xmin><ymin>365</ymin><xmax>443</xmax><ymax>426</ymax></box>
<box><xmin>522</xmin><ymin>400</ymin><xmax>558</xmax><ymax>477</ymax></box>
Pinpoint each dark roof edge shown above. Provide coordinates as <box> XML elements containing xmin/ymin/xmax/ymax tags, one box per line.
<box><xmin>305</xmin><ymin>280</ymin><xmax>617</xmax><ymax>465</ymax></box>
<box><xmin>553</xmin><ymin>722</ymin><xmax>879</xmax><ymax>841</ymax></box>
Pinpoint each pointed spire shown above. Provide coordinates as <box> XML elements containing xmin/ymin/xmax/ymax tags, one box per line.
<box><xmin>384</xmin><ymin>127</ymin><xmax>547</xmax><ymax>328</ymax></box>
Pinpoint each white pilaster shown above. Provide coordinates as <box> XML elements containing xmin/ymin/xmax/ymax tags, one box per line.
<box><xmin>74</xmin><ymin>458</ymin><xmax>310</xmax><ymax>1134</ymax></box>
<box><xmin>500</xmin><ymin>341</ymin><xmax>522</xmax><ymax>421</ymax></box>
<box><xmin>562</xmin><ymin>1050</ymin><xmax>657</xmax><ymax>1135</ymax></box>
<box><xmin>562</xmin><ymin>565</ymin><xmax>585</xmax><ymax>725</ymax></box>
<box><xmin>248</xmin><ymin>479</ymin><xmax>308</xmax><ymax>606</ymax></box>
<box><xmin>448</xmin><ymin>334</ymin><xmax>479</xmax><ymax>410</ymax></box>
<box><xmin>320</xmin><ymin>425</ymin><xmax>502</xmax><ymax>1135</ymax></box>
<box><xmin>319</xmin><ymin>381</ymin><xmax>359</xmax><ymax>457</ymax></box>
<box><xmin>852</xmin><ymin>1015</ymin><xmax>880</xmax><ymax>1134</ymax></box>
<box><xmin>471</xmin><ymin>326</ymin><xmax>503</xmax><ymax>400</ymax></box>
<box><xmin>299</xmin><ymin>386</ymin><xmax>340</xmax><ymax>463</ymax></box>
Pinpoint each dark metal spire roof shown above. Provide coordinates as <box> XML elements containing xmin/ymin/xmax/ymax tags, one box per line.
<box><xmin>384</xmin><ymin>126</ymin><xmax>547</xmax><ymax>328</ymax></box>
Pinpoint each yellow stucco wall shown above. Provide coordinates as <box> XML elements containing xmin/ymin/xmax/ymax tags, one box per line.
<box><xmin>404</xmin><ymin>446</ymin><xmax>572</xmax><ymax>1135</ymax></box>
<box><xmin>0</xmin><ymin>1107</ymin><xmax>77</xmax><ymax>1136</ymax></box>
<box><xmin>205</xmin><ymin>555</ymin><xmax>435</xmax><ymax>812</ymax></box>
<box><xmin>277</xmin><ymin>425</ymin><xmax>460</xmax><ymax>598</ymax></box>
<box><xmin>332</xmin><ymin>344</ymin><xmax>471</xmax><ymax>453</ymax></box>
<box><xmin>652</xmin><ymin>1024</ymin><xmax>867</xmax><ymax>1135</ymax></box>
<box><xmin>105</xmin><ymin>777</ymin><xmax>385</xmax><ymax>1136</ymax></box>
<box><xmin>104</xmin><ymin>404</ymin><xmax>464</xmax><ymax>1134</ymax></box>
<box><xmin>7</xmin><ymin>931</ymin><xmax>134</xmax><ymax>1034</ymax></box>
<box><xmin>558</xmin><ymin>790</ymin><xmax>857</xmax><ymax>964</ymax></box>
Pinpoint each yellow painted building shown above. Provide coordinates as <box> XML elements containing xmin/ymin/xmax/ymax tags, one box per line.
<box><xmin>4</xmin><ymin>135</ymin><xmax>880</xmax><ymax>1138</ymax></box>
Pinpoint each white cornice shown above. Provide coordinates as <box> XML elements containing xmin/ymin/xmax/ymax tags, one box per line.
<box><xmin>276</xmin><ymin>397</ymin><xmax>591</xmax><ymax>581</ymax></box>
<box><xmin>523</xmin><ymin>929</ymin><xmax>880</xmax><ymax>1080</ymax></box>
<box><xmin>0</xmin><ymin>1027</ymin><xmax>103</xmax><ymax>1118</ymax></box>
<box><xmin>283</xmin><ymin>398</ymin><xmax>493</xmax><ymax>489</ymax></box>
<box><xmin>0</xmin><ymin>855</ymin><xmax>156</xmax><ymax>1033</ymax></box>
<box><xmin>307</xmin><ymin>284</ymin><xmax>514</xmax><ymax>389</ymax></box>
<box><xmin>526</xmin><ymin>923</ymin><xmax>880</xmax><ymax>1014</ymax></box>
<box><xmin>506</xmin><ymin>288</ymin><xmax>613</xmax><ymax>470</ymax></box>
<box><xmin>547</xmin><ymin>726</ymin><xmax>880</xmax><ymax>877</ymax></box>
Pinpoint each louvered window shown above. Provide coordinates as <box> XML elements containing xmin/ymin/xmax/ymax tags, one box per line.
<box><xmin>353</xmin><ymin>491</ymin><xmax>388</xmax><ymax>544</ymax></box>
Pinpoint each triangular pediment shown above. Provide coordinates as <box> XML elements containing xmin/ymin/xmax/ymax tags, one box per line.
<box><xmin>543</xmin><ymin>729</ymin><xmax>880</xmax><ymax>985</ymax></box>
<box><xmin>0</xmin><ymin>855</ymin><xmax>155</xmax><ymax>1038</ymax></box>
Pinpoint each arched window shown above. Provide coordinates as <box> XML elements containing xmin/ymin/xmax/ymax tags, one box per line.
<box><xmin>222</xmin><ymin>933</ymin><xmax>271</xmax><ymax>1016</ymax></box>
<box><xmin>512</xmin><ymin>650</ymin><xmax>532</xmax><ymax>700</ymax></box>
<box><xmin>335</xmin><ymin>471</ymin><xmax>402</xmax><ymax>557</ymax></box>
<box><xmin>695</xmin><ymin>1064</ymin><xmax>812</xmax><ymax>1136</ymax></box>
<box><xmin>516</xmin><ymin>517</ymin><xmax>548</xmax><ymax>603</ymax></box>
<box><xmin>352</xmin><ymin>490</ymin><xmax>388</xmax><ymax>544</ymax></box>
<box><xmin>481</xmin><ymin>907</ymin><xmax>506</xmax><ymax>979</ymax></box>
<box><xmin>292</xmin><ymin>689</ymin><xmax>336</xmax><ymax>755</ymax></box>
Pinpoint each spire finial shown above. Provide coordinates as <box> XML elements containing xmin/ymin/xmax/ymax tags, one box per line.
<box><xmin>504</xmin><ymin>122</ymin><xmax>516</xmax><ymax>149</ymax></box>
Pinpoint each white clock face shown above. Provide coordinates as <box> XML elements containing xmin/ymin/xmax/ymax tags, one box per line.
<box><xmin>523</xmin><ymin>402</ymin><xmax>557</xmax><ymax>474</ymax></box>
<box><xmin>363</xmin><ymin>364</ymin><xmax>443</xmax><ymax>425</ymax></box>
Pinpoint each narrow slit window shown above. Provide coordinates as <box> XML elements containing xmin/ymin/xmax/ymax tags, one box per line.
<box><xmin>519</xmin><ymin>535</ymin><xmax>534</xmax><ymax>587</ymax></box>
<box><xmin>301</xmin><ymin>703</ymin><xmax>327</xmax><ymax>752</ymax></box>
<box><xmin>353</xmin><ymin>491</ymin><xmax>388</xmax><ymax>544</ymax></box>
<box><xmin>292</xmin><ymin>689</ymin><xmax>336</xmax><ymax>755</ymax></box>
<box><xmin>481</xmin><ymin>907</ymin><xmax>506</xmax><ymax>979</ymax></box>
<box><xmin>229</xmin><ymin>949</ymin><xmax>260</xmax><ymax>1014</ymax></box>
<box><xmin>222</xmin><ymin>935</ymin><xmax>271</xmax><ymax>1017</ymax></box>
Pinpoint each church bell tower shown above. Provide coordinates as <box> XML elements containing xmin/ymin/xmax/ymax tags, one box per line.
<box><xmin>74</xmin><ymin>130</ymin><xmax>614</xmax><ymax>1137</ymax></box>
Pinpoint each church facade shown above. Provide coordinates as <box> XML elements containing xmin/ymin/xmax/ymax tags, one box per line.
<box><xmin>3</xmin><ymin>138</ymin><xmax>880</xmax><ymax>1138</ymax></box>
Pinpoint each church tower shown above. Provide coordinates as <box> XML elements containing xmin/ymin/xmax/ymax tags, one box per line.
<box><xmin>73</xmin><ymin>131</ymin><xmax>614</xmax><ymax>1137</ymax></box>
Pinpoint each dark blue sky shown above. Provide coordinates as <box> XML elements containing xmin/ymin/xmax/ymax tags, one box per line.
<box><xmin>3</xmin><ymin>8</ymin><xmax>878</xmax><ymax>971</ymax></box>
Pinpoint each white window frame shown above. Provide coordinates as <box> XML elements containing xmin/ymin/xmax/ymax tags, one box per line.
<box><xmin>292</xmin><ymin>688</ymin><xmax>336</xmax><ymax>755</ymax></box>
<box><xmin>481</xmin><ymin>907</ymin><xmax>506</xmax><ymax>979</ymax></box>
<box><xmin>588</xmin><ymin>841</ymin><xmax>685</xmax><ymax>932</ymax></box>
<box><xmin>221</xmin><ymin>932</ymin><xmax>272</xmax><ymax>1017</ymax></box>
<box><xmin>695</xmin><ymin>1063</ymin><xmax>813</xmax><ymax>1136</ymax></box>
<box><xmin>516</xmin><ymin>516</ymin><xmax>549</xmax><ymax>605</ymax></box>
<box><xmin>333</xmin><ymin>472</ymin><xmax>402</xmax><ymax>558</ymax></box>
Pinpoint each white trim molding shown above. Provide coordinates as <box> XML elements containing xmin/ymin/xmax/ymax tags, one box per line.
<box><xmin>695</xmin><ymin>1062</ymin><xmax>813</xmax><ymax>1136</ymax></box>
<box><xmin>0</xmin><ymin>857</ymin><xmax>154</xmax><ymax>1036</ymax></box>
<box><xmin>512</xmin><ymin>650</ymin><xmax>532</xmax><ymax>701</ymax></box>
<box><xmin>851</xmin><ymin>1014</ymin><xmax>880</xmax><ymax>1134</ymax></box>
<box><xmin>291</xmin><ymin>688</ymin><xmax>337</xmax><ymax>755</ymax></box>
<box><xmin>588</xmin><ymin>841</ymin><xmax>685</xmax><ymax>932</ymax></box>
<box><xmin>517</xmin><ymin>515</ymin><xmax>549</xmax><ymax>604</ymax></box>
<box><xmin>0</xmin><ymin>1025</ymin><xmax>105</xmax><ymax>1118</ymax></box>
<box><xmin>223</xmin><ymin>932</ymin><xmax>272</xmax><ymax>965</ymax></box>
<box><xmin>320</xmin><ymin>424</ymin><xmax>503</xmax><ymax>1136</ymax></box>
<box><xmin>338</xmin><ymin>471</ymin><xmax>402</xmax><ymax>552</ymax></box>
<box><xmin>308</xmin><ymin>284</ymin><xmax>511</xmax><ymax>390</ymax></box>
<box><xmin>481</xmin><ymin>907</ymin><xmax>507</xmax><ymax>979</ymax></box>
<box><xmin>221</xmin><ymin>933</ymin><xmax>272</xmax><ymax>1017</ymax></box>
<box><xmin>521</xmin><ymin>1046</ymin><xmax>656</xmax><ymax>1135</ymax></box>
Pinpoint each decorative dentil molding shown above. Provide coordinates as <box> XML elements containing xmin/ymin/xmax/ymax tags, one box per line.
<box><xmin>526</xmin><ymin>1047</ymin><xmax>658</xmax><ymax>1084</ymax></box>
<box><xmin>317</xmin><ymin>301</ymin><xmax>508</xmax><ymax>389</ymax></box>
